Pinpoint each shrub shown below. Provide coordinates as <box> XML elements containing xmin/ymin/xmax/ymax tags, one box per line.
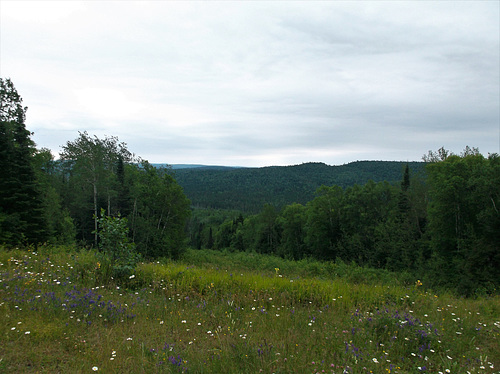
<box><xmin>94</xmin><ymin>209</ymin><xmax>140</xmax><ymax>281</ymax></box>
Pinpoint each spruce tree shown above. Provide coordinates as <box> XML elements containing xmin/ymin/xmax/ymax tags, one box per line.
<box><xmin>0</xmin><ymin>78</ymin><xmax>47</xmax><ymax>245</ymax></box>
<box><xmin>116</xmin><ymin>155</ymin><xmax>131</xmax><ymax>216</ymax></box>
<box><xmin>398</xmin><ymin>164</ymin><xmax>411</xmax><ymax>216</ymax></box>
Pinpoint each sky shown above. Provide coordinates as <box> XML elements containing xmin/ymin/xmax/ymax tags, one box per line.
<box><xmin>1</xmin><ymin>1</ymin><xmax>499</xmax><ymax>167</ymax></box>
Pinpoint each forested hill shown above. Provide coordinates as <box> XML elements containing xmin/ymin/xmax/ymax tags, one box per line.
<box><xmin>172</xmin><ymin>161</ymin><xmax>425</xmax><ymax>212</ymax></box>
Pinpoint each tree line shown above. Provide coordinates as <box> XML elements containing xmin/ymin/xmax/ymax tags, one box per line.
<box><xmin>0</xmin><ymin>78</ymin><xmax>191</xmax><ymax>260</ymax></box>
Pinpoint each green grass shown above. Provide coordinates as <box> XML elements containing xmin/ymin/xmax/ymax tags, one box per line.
<box><xmin>0</xmin><ymin>246</ymin><xmax>498</xmax><ymax>373</ymax></box>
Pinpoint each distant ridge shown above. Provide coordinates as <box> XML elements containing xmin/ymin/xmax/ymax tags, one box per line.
<box><xmin>152</xmin><ymin>164</ymin><xmax>244</xmax><ymax>170</ymax></box>
<box><xmin>169</xmin><ymin>161</ymin><xmax>426</xmax><ymax>213</ymax></box>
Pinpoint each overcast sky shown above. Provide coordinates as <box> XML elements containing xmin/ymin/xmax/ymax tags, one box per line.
<box><xmin>1</xmin><ymin>1</ymin><xmax>499</xmax><ymax>167</ymax></box>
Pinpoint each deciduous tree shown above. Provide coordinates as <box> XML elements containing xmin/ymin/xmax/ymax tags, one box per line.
<box><xmin>60</xmin><ymin>132</ymin><xmax>132</xmax><ymax>245</ymax></box>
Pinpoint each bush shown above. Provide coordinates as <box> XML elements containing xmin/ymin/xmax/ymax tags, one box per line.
<box><xmin>94</xmin><ymin>209</ymin><xmax>140</xmax><ymax>281</ymax></box>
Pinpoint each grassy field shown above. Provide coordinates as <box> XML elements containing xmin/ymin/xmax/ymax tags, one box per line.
<box><xmin>1</xmin><ymin>246</ymin><xmax>498</xmax><ymax>373</ymax></box>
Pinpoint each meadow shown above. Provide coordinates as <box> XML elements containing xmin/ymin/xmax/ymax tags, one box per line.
<box><xmin>1</xmin><ymin>246</ymin><xmax>498</xmax><ymax>373</ymax></box>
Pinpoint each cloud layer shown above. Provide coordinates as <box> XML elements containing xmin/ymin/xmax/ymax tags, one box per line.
<box><xmin>2</xmin><ymin>1</ymin><xmax>499</xmax><ymax>166</ymax></box>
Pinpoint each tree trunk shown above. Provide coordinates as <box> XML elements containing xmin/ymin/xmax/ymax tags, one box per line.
<box><xmin>93</xmin><ymin>181</ymin><xmax>98</xmax><ymax>246</ymax></box>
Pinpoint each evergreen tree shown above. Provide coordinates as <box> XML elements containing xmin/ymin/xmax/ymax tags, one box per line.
<box><xmin>32</xmin><ymin>148</ymin><xmax>76</xmax><ymax>244</ymax></box>
<box><xmin>398</xmin><ymin>164</ymin><xmax>411</xmax><ymax>216</ymax></box>
<box><xmin>0</xmin><ymin>78</ymin><xmax>47</xmax><ymax>245</ymax></box>
<box><xmin>116</xmin><ymin>155</ymin><xmax>131</xmax><ymax>216</ymax></box>
<box><xmin>207</xmin><ymin>227</ymin><xmax>214</xmax><ymax>249</ymax></box>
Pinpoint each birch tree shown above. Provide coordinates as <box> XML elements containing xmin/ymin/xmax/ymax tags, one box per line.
<box><xmin>60</xmin><ymin>132</ymin><xmax>132</xmax><ymax>245</ymax></box>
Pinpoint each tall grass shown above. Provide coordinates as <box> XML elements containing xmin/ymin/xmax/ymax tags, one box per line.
<box><xmin>1</xmin><ymin>245</ymin><xmax>498</xmax><ymax>373</ymax></box>
<box><xmin>180</xmin><ymin>248</ymin><xmax>419</xmax><ymax>287</ymax></box>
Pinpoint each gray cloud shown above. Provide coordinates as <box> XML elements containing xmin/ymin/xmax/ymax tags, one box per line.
<box><xmin>1</xmin><ymin>1</ymin><xmax>498</xmax><ymax>166</ymax></box>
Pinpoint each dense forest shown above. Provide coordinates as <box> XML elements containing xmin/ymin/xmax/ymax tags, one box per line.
<box><xmin>173</xmin><ymin>161</ymin><xmax>426</xmax><ymax>212</ymax></box>
<box><xmin>1</xmin><ymin>78</ymin><xmax>499</xmax><ymax>296</ymax></box>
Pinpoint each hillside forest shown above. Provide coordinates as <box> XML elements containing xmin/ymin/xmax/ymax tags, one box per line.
<box><xmin>1</xmin><ymin>78</ymin><xmax>499</xmax><ymax>296</ymax></box>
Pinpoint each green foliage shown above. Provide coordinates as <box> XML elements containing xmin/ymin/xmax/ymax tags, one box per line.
<box><xmin>94</xmin><ymin>209</ymin><xmax>139</xmax><ymax>280</ymax></box>
<box><xmin>53</xmin><ymin>134</ymin><xmax>191</xmax><ymax>260</ymax></box>
<box><xmin>127</xmin><ymin>162</ymin><xmax>191</xmax><ymax>259</ymax></box>
<box><xmin>305</xmin><ymin>185</ymin><xmax>343</xmax><ymax>260</ymax></box>
<box><xmin>32</xmin><ymin>148</ymin><xmax>76</xmax><ymax>245</ymax></box>
<box><xmin>214</xmin><ymin>219</ymin><xmax>238</xmax><ymax>250</ymax></box>
<box><xmin>187</xmin><ymin>208</ymin><xmax>243</xmax><ymax>249</ymax></box>
<box><xmin>175</xmin><ymin>161</ymin><xmax>425</xmax><ymax>213</ymax></box>
<box><xmin>426</xmin><ymin>152</ymin><xmax>500</xmax><ymax>295</ymax></box>
<box><xmin>0</xmin><ymin>78</ymin><xmax>48</xmax><ymax>246</ymax></box>
<box><xmin>252</xmin><ymin>204</ymin><xmax>280</xmax><ymax>254</ymax></box>
<box><xmin>59</xmin><ymin>131</ymin><xmax>133</xmax><ymax>245</ymax></box>
<box><xmin>277</xmin><ymin>203</ymin><xmax>307</xmax><ymax>259</ymax></box>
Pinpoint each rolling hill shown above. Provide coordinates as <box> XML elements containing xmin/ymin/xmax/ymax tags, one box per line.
<box><xmin>170</xmin><ymin>161</ymin><xmax>426</xmax><ymax>213</ymax></box>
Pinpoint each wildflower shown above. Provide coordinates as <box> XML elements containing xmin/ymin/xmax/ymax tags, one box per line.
<box><xmin>129</xmin><ymin>274</ymin><xmax>135</xmax><ymax>279</ymax></box>
<box><xmin>127</xmin><ymin>337</ymin><xmax>132</xmax><ymax>341</ymax></box>
<box><xmin>372</xmin><ymin>358</ymin><xmax>379</xmax><ymax>364</ymax></box>
<box><xmin>92</xmin><ymin>367</ymin><xmax>98</xmax><ymax>371</ymax></box>
<box><xmin>25</xmin><ymin>331</ymin><xmax>30</xmax><ymax>335</ymax></box>
<box><xmin>181</xmin><ymin>320</ymin><xmax>186</xmax><ymax>323</ymax></box>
